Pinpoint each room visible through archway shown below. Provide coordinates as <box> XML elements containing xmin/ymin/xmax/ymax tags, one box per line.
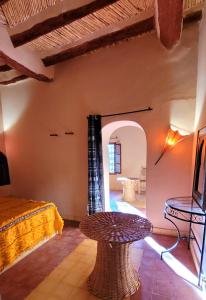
<box><xmin>102</xmin><ymin>121</ymin><xmax>147</xmax><ymax>217</ymax></box>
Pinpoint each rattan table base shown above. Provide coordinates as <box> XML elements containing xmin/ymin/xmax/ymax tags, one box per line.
<box><xmin>88</xmin><ymin>241</ymin><xmax>140</xmax><ymax>300</ymax></box>
<box><xmin>80</xmin><ymin>212</ymin><xmax>152</xmax><ymax>300</ymax></box>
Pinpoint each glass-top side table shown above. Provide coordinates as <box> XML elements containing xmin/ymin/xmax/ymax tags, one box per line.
<box><xmin>162</xmin><ymin>196</ymin><xmax>206</xmax><ymax>287</ymax></box>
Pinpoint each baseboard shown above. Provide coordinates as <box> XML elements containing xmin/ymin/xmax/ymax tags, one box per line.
<box><xmin>64</xmin><ymin>219</ymin><xmax>80</xmax><ymax>227</ymax></box>
<box><xmin>62</xmin><ymin>214</ymin><xmax>82</xmax><ymax>222</ymax></box>
<box><xmin>153</xmin><ymin>226</ymin><xmax>188</xmax><ymax>237</ymax></box>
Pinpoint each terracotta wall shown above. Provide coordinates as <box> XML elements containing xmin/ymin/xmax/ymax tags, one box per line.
<box><xmin>0</xmin><ymin>23</ymin><xmax>198</xmax><ymax>231</ymax></box>
<box><xmin>109</xmin><ymin>126</ymin><xmax>146</xmax><ymax>191</ymax></box>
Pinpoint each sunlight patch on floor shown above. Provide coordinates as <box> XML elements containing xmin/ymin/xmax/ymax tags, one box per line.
<box><xmin>26</xmin><ymin>239</ymin><xmax>142</xmax><ymax>300</ymax></box>
<box><xmin>115</xmin><ymin>200</ymin><xmax>146</xmax><ymax>217</ymax></box>
<box><xmin>145</xmin><ymin>237</ymin><xmax>206</xmax><ymax>299</ymax></box>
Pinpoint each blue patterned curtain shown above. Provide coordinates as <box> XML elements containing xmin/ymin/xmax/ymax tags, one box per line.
<box><xmin>88</xmin><ymin>115</ymin><xmax>104</xmax><ymax>215</ymax></box>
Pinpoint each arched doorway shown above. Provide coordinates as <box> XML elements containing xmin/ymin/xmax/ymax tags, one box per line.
<box><xmin>102</xmin><ymin>121</ymin><xmax>147</xmax><ymax>216</ymax></box>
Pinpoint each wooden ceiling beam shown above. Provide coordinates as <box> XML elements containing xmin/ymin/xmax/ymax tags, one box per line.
<box><xmin>10</xmin><ymin>0</ymin><xmax>118</xmax><ymax>48</ymax></box>
<box><xmin>0</xmin><ymin>75</ymin><xmax>27</xmax><ymax>85</ymax></box>
<box><xmin>0</xmin><ymin>58</ymin><xmax>11</xmax><ymax>72</ymax></box>
<box><xmin>0</xmin><ymin>69</ymin><xmax>27</xmax><ymax>85</ymax></box>
<box><xmin>0</xmin><ymin>25</ymin><xmax>54</xmax><ymax>81</ymax></box>
<box><xmin>0</xmin><ymin>64</ymin><xmax>11</xmax><ymax>72</ymax></box>
<box><xmin>155</xmin><ymin>0</ymin><xmax>184</xmax><ymax>49</ymax></box>
<box><xmin>43</xmin><ymin>14</ymin><xmax>154</xmax><ymax>66</ymax></box>
<box><xmin>183</xmin><ymin>10</ymin><xmax>202</xmax><ymax>24</ymax></box>
<box><xmin>0</xmin><ymin>7</ymin><xmax>202</xmax><ymax>71</ymax></box>
<box><xmin>42</xmin><ymin>9</ymin><xmax>201</xmax><ymax>67</ymax></box>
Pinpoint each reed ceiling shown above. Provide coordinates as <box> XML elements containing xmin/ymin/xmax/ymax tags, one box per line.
<box><xmin>0</xmin><ymin>0</ymin><xmax>204</xmax><ymax>84</ymax></box>
<box><xmin>26</xmin><ymin>0</ymin><xmax>154</xmax><ymax>54</ymax></box>
<box><xmin>0</xmin><ymin>0</ymin><xmax>204</xmax><ymax>56</ymax></box>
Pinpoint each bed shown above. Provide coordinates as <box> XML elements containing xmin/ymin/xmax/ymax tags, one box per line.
<box><xmin>0</xmin><ymin>196</ymin><xmax>64</xmax><ymax>272</ymax></box>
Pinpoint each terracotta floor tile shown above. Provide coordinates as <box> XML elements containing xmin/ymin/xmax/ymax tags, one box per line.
<box><xmin>0</xmin><ymin>222</ymin><xmax>204</xmax><ymax>300</ymax></box>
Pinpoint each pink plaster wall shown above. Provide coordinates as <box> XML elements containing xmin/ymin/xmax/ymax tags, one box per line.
<box><xmin>0</xmin><ymin>23</ymin><xmax>198</xmax><ymax>230</ymax></box>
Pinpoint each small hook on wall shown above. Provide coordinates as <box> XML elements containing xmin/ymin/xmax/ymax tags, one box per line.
<box><xmin>49</xmin><ymin>131</ymin><xmax>74</xmax><ymax>137</ymax></box>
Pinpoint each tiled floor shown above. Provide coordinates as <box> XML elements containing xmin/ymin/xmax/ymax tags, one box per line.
<box><xmin>0</xmin><ymin>222</ymin><xmax>85</xmax><ymax>300</ymax></box>
<box><xmin>0</xmin><ymin>221</ymin><xmax>204</xmax><ymax>300</ymax></box>
<box><xmin>25</xmin><ymin>239</ymin><xmax>144</xmax><ymax>300</ymax></box>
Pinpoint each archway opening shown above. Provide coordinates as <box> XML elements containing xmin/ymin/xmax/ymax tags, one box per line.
<box><xmin>102</xmin><ymin>121</ymin><xmax>147</xmax><ymax>217</ymax></box>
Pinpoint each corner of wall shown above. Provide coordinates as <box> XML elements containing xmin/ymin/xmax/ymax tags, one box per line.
<box><xmin>0</xmin><ymin>91</ymin><xmax>12</xmax><ymax>197</ymax></box>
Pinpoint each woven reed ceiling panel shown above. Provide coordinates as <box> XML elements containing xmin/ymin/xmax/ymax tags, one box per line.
<box><xmin>184</xmin><ymin>0</ymin><xmax>205</xmax><ymax>10</ymax></box>
<box><xmin>0</xmin><ymin>0</ymin><xmax>204</xmax><ymax>55</ymax></box>
<box><xmin>0</xmin><ymin>0</ymin><xmax>204</xmax><ymax>27</ymax></box>
<box><xmin>0</xmin><ymin>0</ymin><xmax>58</xmax><ymax>27</ymax></box>
<box><xmin>18</xmin><ymin>0</ymin><xmax>154</xmax><ymax>53</ymax></box>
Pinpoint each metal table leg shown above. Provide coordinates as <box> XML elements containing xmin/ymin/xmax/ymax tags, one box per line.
<box><xmin>161</xmin><ymin>213</ymin><xmax>181</xmax><ymax>260</ymax></box>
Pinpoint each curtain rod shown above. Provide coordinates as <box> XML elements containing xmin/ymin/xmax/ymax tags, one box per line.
<box><xmin>101</xmin><ymin>106</ymin><xmax>153</xmax><ymax>118</ymax></box>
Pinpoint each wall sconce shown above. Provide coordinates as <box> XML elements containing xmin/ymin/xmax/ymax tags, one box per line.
<box><xmin>155</xmin><ymin>128</ymin><xmax>186</xmax><ymax>165</ymax></box>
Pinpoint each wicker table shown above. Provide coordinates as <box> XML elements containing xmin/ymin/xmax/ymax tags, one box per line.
<box><xmin>117</xmin><ymin>177</ymin><xmax>140</xmax><ymax>202</ymax></box>
<box><xmin>80</xmin><ymin>212</ymin><xmax>152</xmax><ymax>300</ymax></box>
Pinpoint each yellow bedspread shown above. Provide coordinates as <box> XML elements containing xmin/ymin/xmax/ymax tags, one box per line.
<box><xmin>0</xmin><ymin>197</ymin><xmax>64</xmax><ymax>272</ymax></box>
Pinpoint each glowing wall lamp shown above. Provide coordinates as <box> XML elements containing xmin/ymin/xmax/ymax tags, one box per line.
<box><xmin>155</xmin><ymin>128</ymin><xmax>186</xmax><ymax>165</ymax></box>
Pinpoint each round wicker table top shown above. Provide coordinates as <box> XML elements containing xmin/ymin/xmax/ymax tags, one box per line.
<box><xmin>80</xmin><ymin>212</ymin><xmax>152</xmax><ymax>244</ymax></box>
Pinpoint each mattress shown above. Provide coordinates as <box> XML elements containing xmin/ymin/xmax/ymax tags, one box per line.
<box><xmin>0</xmin><ymin>196</ymin><xmax>64</xmax><ymax>272</ymax></box>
